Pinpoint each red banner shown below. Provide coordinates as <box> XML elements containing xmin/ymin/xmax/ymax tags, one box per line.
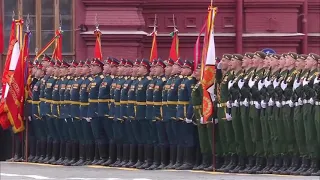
<box><xmin>52</xmin><ymin>30</ymin><xmax>62</xmax><ymax>61</ymax></box>
<box><xmin>169</xmin><ymin>31</ymin><xmax>179</xmax><ymax>61</ymax></box>
<box><xmin>94</xmin><ymin>30</ymin><xmax>102</xmax><ymax>60</ymax></box>
<box><xmin>149</xmin><ymin>32</ymin><xmax>158</xmax><ymax>61</ymax></box>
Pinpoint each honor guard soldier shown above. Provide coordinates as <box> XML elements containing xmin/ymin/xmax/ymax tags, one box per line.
<box><xmin>63</xmin><ymin>60</ymin><xmax>79</xmax><ymax>166</ymax></box>
<box><xmin>31</xmin><ymin>63</ymin><xmax>47</xmax><ymax>163</ymax></box>
<box><xmin>135</xmin><ymin>59</ymin><xmax>152</xmax><ymax>169</ymax></box>
<box><xmin>42</xmin><ymin>60</ymin><xmax>60</xmax><ymax>164</ymax></box>
<box><xmin>215</xmin><ymin>54</ymin><xmax>234</xmax><ymax>172</ymax></box>
<box><xmin>150</xmin><ymin>59</ymin><xmax>169</xmax><ymax>170</ymax></box>
<box><xmin>227</xmin><ymin>54</ymin><xmax>247</xmax><ymax>173</ymax></box>
<box><xmin>70</xmin><ymin>61</ymin><xmax>86</xmax><ymax>166</ymax></box>
<box><xmin>80</xmin><ymin>59</ymin><xmax>95</xmax><ymax>165</ymax></box>
<box><xmin>166</xmin><ymin>59</ymin><xmax>184</xmax><ymax>169</ymax></box>
<box><xmin>175</xmin><ymin>60</ymin><xmax>197</xmax><ymax>170</ymax></box>
<box><xmin>119</xmin><ymin>59</ymin><xmax>135</xmax><ymax>167</ymax></box>
<box><xmin>161</xmin><ymin>59</ymin><xmax>179</xmax><ymax>169</ymax></box>
<box><xmin>101</xmin><ymin>58</ymin><xmax>119</xmax><ymax>166</ymax></box>
<box><xmin>300</xmin><ymin>53</ymin><xmax>320</xmax><ymax>176</ymax></box>
<box><xmin>130</xmin><ymin>59</ymin><xmax>143</xmax><ymax>168</ymax></box>
<box><xmin>88</xmin><ymin>58</ymin><xmax>107</xmax><ymax>165</ymax></box>
<box><xmin>144</xmin><ymin>59</ymin><xmax>159</xmax><ymax>170</ymax></box>
<box><xmin>110</xmin><ymin>58</ymin><xmax>127</xmax><ymax>167</ymax></box>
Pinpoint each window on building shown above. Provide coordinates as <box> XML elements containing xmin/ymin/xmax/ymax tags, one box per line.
<box><xmin>2</xmin><ymin>0</ymin><xmax>74</xmax><ymax>55</ymax></box>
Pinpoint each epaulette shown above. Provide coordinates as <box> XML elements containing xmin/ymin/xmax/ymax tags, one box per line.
<box><xmin>54</xmin><ymin>76</ymin><xmax>57</xmax><ymax>79</ymax></box>
<box><xmin>187</xmin><ymin>76</ymin><xmax>194</xmax><ymax>80</ymax></box>
<box><xmin>162</xmin><ymin>77</ymin><xmax>166</xmax><ymax>82</ymax></box>
<box><xmin>125</xmin><ymin>76</ymin><xmax>128</xmax><ymax>80</ymax></box>
<box><xmin>147</xmin><ymin>76</ymin><xmax>152</xmax><ymax>80</ymax></box>
<box><xmin>138</xmin><ymin>77</ymin><xmax>142</xmax><ymax>81</ymax></box>
<box><xmin>88</xmin><ymin>77</ymin><xmax>93</xmax><ymax>81</ymax></box>
<box><xmin>67</xmin><ymin>76</ymin><xmax>71</xmax><ymax>80</ymax></box>
<box><xmin>100</xmin><ymin>75</ymin><xmax>104</xmax><ymax>79</ymax></box>
<box><xmin>131</xmin><ymin>77</ymin><xmax>135</xmax><ymax>80</ymax></box>
<box><xmin>111</xmin><ymin>75</ymin><xmax>114</xmax><ymax>79</ymax></box>
<box><xmin>179</xmin><ymin>75</ymin><xmax>183</xmax><ymax>78</ymax></box>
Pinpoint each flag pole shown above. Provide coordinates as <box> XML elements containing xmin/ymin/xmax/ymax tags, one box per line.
<box><xmin>24</xmin><ymin>14</ymin><xmax>30</xmax><ymax>162</ymax></box>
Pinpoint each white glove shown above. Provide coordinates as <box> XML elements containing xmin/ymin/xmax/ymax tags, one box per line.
<box><xmin>254</xmin><ymin>101</ymin><xmax>261</xmax><ymax>109</ymax></box>
<box><xmin>276</xmin><ymin>101</ymin><xmax>282</xmax><ymax>107</ymax></box>
<box><xmin>258</xmin><ymin>80</ymin><xmax>264</xmax><ymax>90</ymax></box>
<box><xmin>303</xmin><ymin>78</ymin><xmax>309</xmax><ymax>86</ymax></box>
<box><xmin>298</xmin><ymin>98</ymin><xmax>303</xmax><ymax>105</ymax></box>
<box><xmin>225</xmin><ymin>113</ymin><xmax>232</xmax><ymax>121</ymax></box>
<box><xmin>185</xmin><ymin>118</ymin><xmax>193</xmax><ymax>124</ymax></box>
<box><xmin>293</xmin><ymin>78</ymin><xmax>301</xmax><ymax>90</ymax></box>
<box><xmin>264</xmin><ymin>77</ymin><xmax>271</xmax><ymax>87</ymax></box>
<box><xmin>248</xmin><ymin>77</ymin><xmax>255</xmax><ymax>88</ymax></box>
<box><xmin>217</xmin><ymin>62</ymin><xmax>222</xmax><ymax>69</ymax></box>
<box><xmin>85</xmin><ymin>118</ymin><xmax>91</xmax><ymax>122</ymax></box>
<box><xmin>268</xmin><ymin>98</ymin><xmax>274</xmax><ymax>106</ymax></box>
<box><xmin>28</xmin><ymin>116</ymin><xmax>31</xmax><ymax>121</ymax></box>
<box><xmin>232</xmin><ymin>100</ymin><xmax>239</xmax><ymax>107</ymax></box>
<box><xmin>288</xmin><ymin>100</ymin><xmax>294</xmax><ymax>107</ymax></box>
<box><xmin>65</xmin><ymin>118</ymin><xmax>68</xmax><ymax>123</ymax></box>
<box><xmin>261</xmin><ymin>100</ymin><xmax>267</xmax><ymax>108</ymax></box>
<box><xmin>228</xmin><ymin>80</ymin><xmax>235</xmax><ymax>90</ymax></box>
<box><xmin>227</xmin><ymin>101</ymin><xmax>232</xmax><ymax>108</ymax></box>
<box><xmin>273</xmin><ymin>79</ymin><xmax>280</xmax><ymax>88</ymax></box>
<box><xmin>314</xmin><ymin>77</ymin><xmax>320</xmax><ymax>84</ymax></box>
<box><xmin>238</xmin><ymin>79</ymin><xmax>245</xmax><ymax>89</ymax></box>
<box><xmin>281</xmin><ymin>81</ymin><xmax>288</xmax><ymax>90</ymax></box>
<box><xmin>200</xmin><ymin>117</ymin><xmax>204</xmax><ymax>124</ymax></box>
<box><xmin>243</xmin><ymin>98</ymin><xmax>249</xmax><ymax>107</ymax></box>
<box><xmin>309</xmin><ymin>98</ymin><xmax>315</xmax><ymax>105</ymax></box>
<box><xmin>214</xmin><ymin>118</ymin><xmax>218</xmax><ymax>124</ymax></box>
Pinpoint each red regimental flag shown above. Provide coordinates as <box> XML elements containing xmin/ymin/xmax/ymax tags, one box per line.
<box><xmin>52</xmin><ymin>30</ymin><xmax>62</xmax><ymax>61</ymax></box>
<box><xmin>94</xmin><ymin>30</ymin><xmax>102</xmax><ymax>60</ymax></box>
<box><xmin>168</xmin><ymin>31</ymin><xmax>179</xmax><ymax>61</ymax></box>
<box><xmin>149</xmin><ymin>32</ymin><xmax>158</xmax><ymax>61</ymax></box>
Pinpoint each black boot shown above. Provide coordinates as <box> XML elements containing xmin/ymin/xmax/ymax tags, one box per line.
<box><xmin>41</xmin><ymin>139</ymin><xmax>51</xmax><ymax>163</ymax></box>
<box><xmin>91</xmin><ymin>143</ymin><xmax>100</xmax><ymax>165</ymax></box>
<box><xmin>53</xmin><ymin>141</ymin><xmax>66</xmax><ymax>165</ymax></box>
<box><xmin>64</xmin><ymin>141</ymin><xmax>78</xmax><ymax>166</ymax></box>
<box><xmin>110</xmin><ymin>144</ymin><xmax>123</xmax><ymax>167</ymax></box>
<box><xmin>301</xmin><ymin>159</ymin><xmax>319</xmax><ymax>176</ymax></box>
<box><xmin>194</xmin><ymin>153</ymin><xmax>211</xmax><ymax>170</ymax></box>
<box><xmin>32</xmin><ymin>140</ymin><xmax>41</xmax><ymax>163</ymax></box>
<box><xmin>102</xmin><ymin>143</ymin><xmax>116</xmax><ymax>166</ymax></box>
<box><xmin>72</xmin><ymin>143</ymin><xmax>86</xmax><ymax>166</ymax></box>
<box><xmin>27</xmin><ymin>138</ymin><xmax>36</xmax><ymax>162</ymax></box>
<box><xmin>268</xmin><ymin>155</ymin><xmax>282</xmax><ymax>173</ymax></box>
<box><xmin>247</xmin><ymin>156</ymin><xmax>265</xmax><ymax>174</ymax></box>
<box><xmin>156</xmin><ymin>146</ymin><xmax>169</xmax><ymax>170</ymax></box>
<box><xmin>146</xmin><ymin>145</ymin><xmax>161</xmax><ymax>170</ymax></box>
<box><xmin>274</xmin><ymin>155</ymin><xmax>290</xmax><ymax>174</ymax></box>
<box><xmin>11</xmin><ymin>137</ymin><xmax>23</xmax><ymax>162</ymax></box>
<box><xmin>139</xmin><ymin>144</ymin><xmax>154</xmax><ymax>169</ymax></box>
<box><xmin>96</xmin><ymin>143</ymin><xmax>108</xmax><ymax>165</ymax></box>
<box><xmin>260</xmin><ymin>156</ymin><xmax>274</xmax><ymax>174</ymax></box>
<box><xmin>132</xmin><ymin>144</ymin><xmax>144</xmax><ymax>168</ymax></box>
<box><xmin>177</xmin><ymin>147</ymin><xmax>194</xmax><ymax>170</ymax></box>
<box><xmin>217</xmin><ymin>154</ymin><xmax>231</xmax><ymax>172</ymax></box>
<box><xmin>84</xmin><ymin>143</ymin><xmax>95</xmax><ymax>165</ymax></box>
<box><xmin>191</xmin><ymin>147</ymin><xmax>202</xmax><ymax>170</ymax></box>
<box><xmin>48</xmin><ymin>140</ymin><xmax>60</xmax><ymax>164</ymax></box>
<box><xmin>223</xmin><ymin>154</ymin><xmax>238</xmax><ymax>172</ymax></box>
<box><xmin>291</xmin><ymin>157</ymin><xmax>310</xmax><ymax>175</ymax></box>
<box><xmin>213</xmin><ymin>155</ymin><xmax>224</xmax><ymax>171</ymax></box>
<box><xmin>282</xmin><ymin>156</ymin><xmax>300</xmax><ymax>175</ymax></box>
<box><xmin>172</xmin><ymin>146</ymin><xmax>184</xmax><ymax>169</ymax></box>
<box><xmin>230</xmin><ymin>156</ymin><xmax>246</xmax><ymax>173</ymax></box>
<box><xmin>62</xmin><ymin>141</ymin><xmax>72</xmax><ymax>165</ymax></box>
<box><xmin>120</xmin><ymin>144</ymin><xmax>130</xmax><ymax>167</ymax></box>
<box><xmin>124</xmin><ymin>144</ymin><xmax>137</xmax><ymax>168</ymax></box>
<box><xmin>240</xmin><ymin>155</ymin><xmax>255</xmax><ymax>173</ymax></box>
<box><xmin>164</xmin><ymin>145</ymin><xmax>177</xmax><ymax>169</ymax></box>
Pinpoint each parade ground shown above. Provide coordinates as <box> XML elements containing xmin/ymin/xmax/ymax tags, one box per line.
<box><xmin>0</xmin><ymin>161</ymin><xmax>319</xmax><ymax>180</ymax></box>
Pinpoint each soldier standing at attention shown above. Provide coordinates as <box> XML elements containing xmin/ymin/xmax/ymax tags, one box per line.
<box><xmin>167</xmin><ymin>59</ymin><xmax>184</xmax><ymax>169</ymax></box>
<box><xmin>144</xmin><ymin>59</ymin><xmax>158</xmax><ymax>170</ymax></box>
<box><xmin>101</xmin><ymin>58</ymin><xmax>120</xmax><ymax>166</ymax></box>
<box><xmin>150</xmin><ymin>59</ymin><xmax>169</xmax><ymax>170</ymax></box>
<box><xmin>216</xmin><ymin>54</ymin><xmax>235</xmax><ymax>172</ymax></box>
<box><xmin>174</xmin><ymin>60</ymin><xmax>197</xmax><ymax>170</ymax></box>
<box><xmin>161</xmin><ymin>59</ymin><xmax>176</xmax><ymax>169</ymax></box>
<box><xmin>63</xmin><ymin>60</ymin><xmax>79</xmax><ymax>166</ymax></box>
<box><xmin>70</xmin><ymin>61</ymin><xmax>86</xmax><ymax>166</ymax></box>
<box><xmin>110</xmin><ymin>59</ymin><xmax>127</xmax><ymax>167</ymax></box>
<box><xmin>300</xmin><ymin>53</ymin><xmax>320</xmax><ymax>176</ymax></box>
<box><xmin>88</xmin><ymin>58</ymin><xmax>106</xmax><ymax>165</ymax></box>
<box><xmin>80</xmin><ymin>60</ymin><xmax>95</xmax><ymax>165</ymax></box>
<box><xmin>119</xmin><ymin>59</ymin><xmax>134</xmax><ymax>167</ymax></box>
<box><xmin>135</xmin><ymin>59</ymin><xmax>152</xmax><ymax>169</ymax></box>
<box><xmin>43</xmin><ymin>61</ymin><xmax>60</xmax><ymax>164</ymax></box>
<box><xmin>228</xmin><ymin>54</ymin><xmax>247</xmax><ymax>173</ymax></box>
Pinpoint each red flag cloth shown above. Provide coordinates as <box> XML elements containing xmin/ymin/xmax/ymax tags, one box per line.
<box><xmin>0</xmin><ymin>18</ymin><xmax>4</xmax><ymax>54</ymax></box>
<box><xmin>194</xmin><ymin>22</ymin><xmax>207</xmax><ymax>71</ymax></box>
<box><xmin>168</xmin><ymin>31</ymin><xmax>179</xmax><ymax>61</ymax></box>
<box><xmin>94</xmin><ymin>30</ymin><xmax>102</xmax><ymax>60</ymax></box>
<box><xmin>52</xmin><ymin>30</ymin><xmax>62</xmax><ymax>61</ymax></box>
<box><xmin>0</xmin><ymin>21</ymin><xmax>17</xmax><ymax>130</ymax></box>
<box><xmin>149</xmin><ymin>32</ymin><xmax>158</xmax><ymax>61</ymax></box>
<box><xmin>5</xmin><ymin>32</ymin><xmax>29</xmax><ymax>133</ymax></box>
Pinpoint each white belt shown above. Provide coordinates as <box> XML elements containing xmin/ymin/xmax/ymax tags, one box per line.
<box><xmin>303</xmin><ymin>99</ymin><xmax>308</xmax><ymax>104</ymax></box>
<box><xmin>250</xmin><ymin>101</ymin><xmax>254</xmax><ymax>105</ymax></box>
<box><xmin>316</xmin><ymin>101</ymin><xmax>320</xmax><ymax>106</ymax></box>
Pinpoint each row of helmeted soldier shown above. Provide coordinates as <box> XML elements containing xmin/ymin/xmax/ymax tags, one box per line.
<box><xmin>7</xmin><ymin>51</ymin><xmax>320</xmax><ymax>176</ymax></box>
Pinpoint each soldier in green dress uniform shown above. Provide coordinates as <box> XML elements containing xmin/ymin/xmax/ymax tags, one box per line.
<box><xmin>227</xmin><ymin>54</ymin><xmax>247</xmax><ymax>173</ymax></box>
<box><xmin>216</xmin><ymin>54</ymin><xmax>235</xmax><ymax>172</ymax></box>
<box><xmin>300</xmin><ymin>53</ymin><xmax>320</xmax><ymax>176</ymax></box>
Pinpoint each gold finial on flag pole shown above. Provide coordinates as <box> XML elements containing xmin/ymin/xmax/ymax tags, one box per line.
<box><xmin>12</xmin><ymin>11</ymin><xmax>15</xmax><ymax>21</ymax></box>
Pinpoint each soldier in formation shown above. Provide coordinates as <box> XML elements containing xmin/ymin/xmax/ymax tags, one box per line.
<box><xmin>10</xmin><ymin>51</ymin><xmax>320</xmax><ymax>176</ymax></box>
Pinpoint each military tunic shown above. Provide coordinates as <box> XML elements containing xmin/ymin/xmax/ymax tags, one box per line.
<box><xmin>44</xmin><ymin>76</ymin><xmax>58</xmax><ymax>140</ymax></box>
<box><xmin>128</xmin><ymin>77</ymin><xmax>140</xmax><ymax>143</ymax></box>
<box><xmin>146</xmin><ymin>77</ymin><xmax>158</xmax><ymax>144</ymax></box>
<box><xmin>63</xmin><ymin>77</ymin><xmax>77</xmax><ymax>141</ymax></box>
<box><xmin>113</xmin><ymin>76</ymin><xmax>126</xmax><ymax>143</ymax></box>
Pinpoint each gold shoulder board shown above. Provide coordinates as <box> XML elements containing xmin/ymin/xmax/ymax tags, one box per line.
<box><xmin>188</xmin><ymin>76</ymin><xmax>193</xmax><ymax>80</ymax></box>
<box><xmin>89</xmin><ymin>77</ymin><xmax>93</xmax><ymax>81</ymax></box>
<box><xmin>147</xmin><ymin>76</ymin><xmax>152</xmax><ymax>80</ymax></box>
<box><xmin>179</xmin><ymin>75</ymin><xmax>183</xmax><ymax>78</ymax></box>
<box><xmin>100</xmin><ymin>75</ymin><xmax>104</xmax><ymax>79</ymax></box>
<box><xmin>162</xmin><ymin>77</ymin><xmax>166</xmax><ymax>82</ymax></box>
